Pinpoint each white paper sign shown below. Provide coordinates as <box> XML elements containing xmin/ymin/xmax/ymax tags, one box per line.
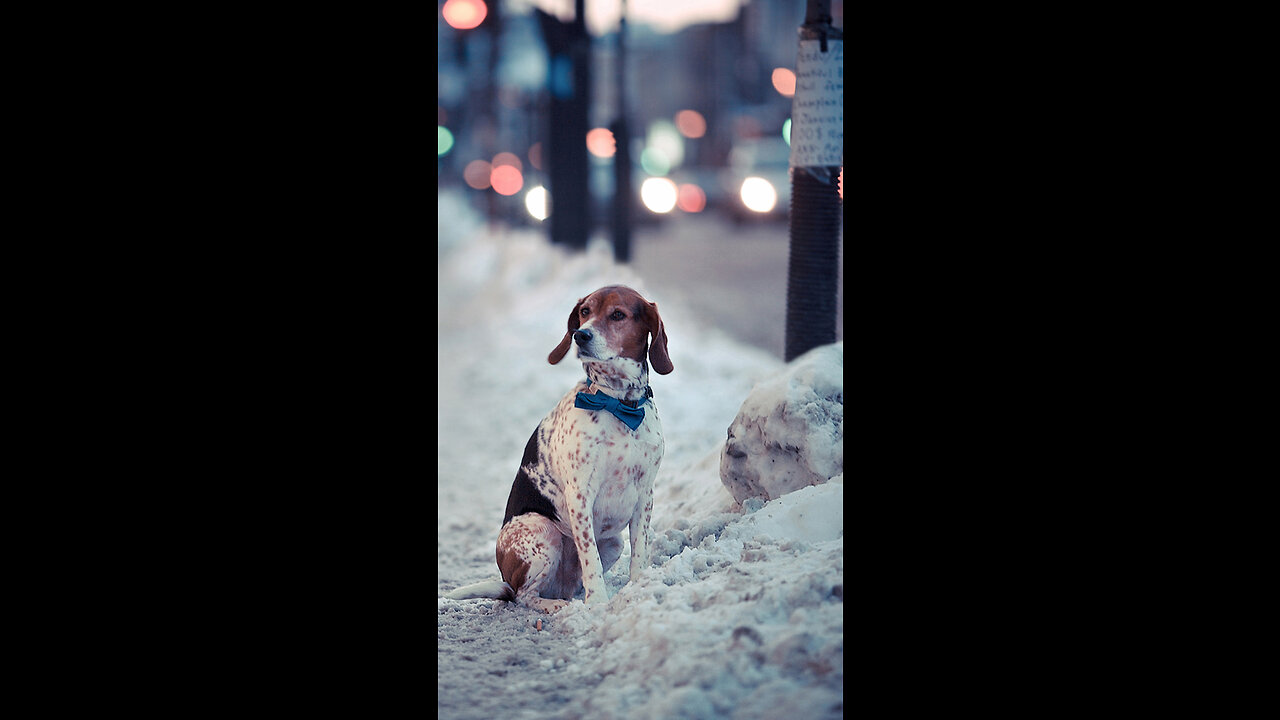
<box><xmin>789</xmin><ymin>40</ymin><xmax>843</xmax><ymax>168</ymax></box>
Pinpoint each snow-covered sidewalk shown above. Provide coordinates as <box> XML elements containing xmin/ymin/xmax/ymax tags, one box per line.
<box><xmin>437</xmin><ymin>191</ymin><xmax>844</xmax><ymax>720</ymax></box>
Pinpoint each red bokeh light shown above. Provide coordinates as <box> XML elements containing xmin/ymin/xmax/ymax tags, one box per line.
<box><xmin>463</xmin><ymin>160</ymin><xmax>492</xmax><ymax>190</ymax></box>
<box><xmin>442</xmin><ymin>0</ymin><xmax>487</xmax><ymax>30</ymax></box>
<box><xmin>771</xmin><ymin>68</ymin><xmax>796</xmax><ymax>97</ymax></box>
<box><xmin>586</xmin><ymin>128</ymin><xmax>616</xmax><ymax>158</ymax></box>
<box><xmin>677</xmin><ymin>184</ymin><xmax>706</xmax><ymax>213</ymax></box>
<box><xmin>674</xmin><ymin>110</ymin><xmax>706</xmax><ymax>139</ymax></box>
<box><xmin>492</xmin><ymin>152</ymin><xmax>523</xmax><ymax>171</ymax></box>
<box><xmin>491</xmin><ymin>165</ymin><xmax>524</xmax><ymax>196</ymax></box>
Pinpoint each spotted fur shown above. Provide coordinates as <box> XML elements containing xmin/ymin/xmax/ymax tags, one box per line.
<box><xmin>445</xmin><ymin>286</ymin><xmax>673</xmax><ymax>612</ymax></box>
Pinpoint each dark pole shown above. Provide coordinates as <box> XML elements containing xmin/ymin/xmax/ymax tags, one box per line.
<box><xmin>611</xmin><ymin>1</ymin><xmax>632</xmax><ymax>263</ymax></box>
<box><xmin>483</xmin><ymin>1</ymin><xmax>502</xmax><ymax>223</ymax></box>
<box><xmin>536</xmin><ymin>0</ymin><xmax>592</xmax><ymax>250</ymax></box>
<box><xmin>784</xmin><ymin>0</ymin><xmax>843</xmax><ymax>362</ymax></box>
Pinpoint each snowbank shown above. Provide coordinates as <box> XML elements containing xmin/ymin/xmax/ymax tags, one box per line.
<box><xmin>721</xmin><ymin>342</ymin><xmax>844</xmax><ymax>503</ymax></box>
<box><xmin>550</xmin><ymin>482</ymin><xmax>844</xmax><ymax>720</ymax></box>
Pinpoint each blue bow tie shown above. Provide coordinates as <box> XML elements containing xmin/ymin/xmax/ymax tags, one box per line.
<box><xmin>575</xmin><ymin>390</ymin><xmax>648</xmax><ymax>431</ymax></box>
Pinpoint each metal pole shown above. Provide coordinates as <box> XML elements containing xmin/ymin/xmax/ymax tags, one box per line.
<box><xmin>536</xmin><ymin>0</ymin><xmax>592</xmax><ymax>250</ymax></box>
<box><xmin>784</xmin><ymin>0</ymin><xmax>843</xmax><ymax>362</ymax></box>
<box><xmin>484</xmin><ymin>1</ymin><xmax>502</xmax><ymax>225</ymax></box>
<box><xmin>611</xmin><ymin>1</ymin><xmax>632</xmax><ymax>263</ymax></box>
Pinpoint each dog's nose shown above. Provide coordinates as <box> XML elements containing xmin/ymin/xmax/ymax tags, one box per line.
<box><xmin>573</xmin><ymin>328</ymin><xmax>593</xmax><ymax>346</ymax></box>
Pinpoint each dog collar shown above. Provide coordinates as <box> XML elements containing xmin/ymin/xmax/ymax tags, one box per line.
<box><xmin>575</xmin><ymin>389</ymin><xmax>649</xmax><ymax>430</ymax></box>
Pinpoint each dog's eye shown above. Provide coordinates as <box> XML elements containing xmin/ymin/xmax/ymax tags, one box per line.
<box><xmin>610</xmin><ymin>310</ymin><xmax>625</xmax><ymax>321</ymax></box>
<box><xmin>580</xmin><ymin>307</ymin><xmax>590</xmax><ymax>317</ymax></box>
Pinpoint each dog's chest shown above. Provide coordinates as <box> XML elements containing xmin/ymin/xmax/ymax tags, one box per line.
<box><xmin>543</xmin><ymin>390</ymin><xmax>663</xmax><ymax>534</ymax></box>
<box><xmin>588</xmin><ymin>438</ymin><xmax>652</xmax><ymax>526</ymax></box>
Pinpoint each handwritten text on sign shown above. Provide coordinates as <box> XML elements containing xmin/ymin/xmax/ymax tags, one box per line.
<box><xmin>789</xmin><ymin>40</ymin><xmax>843</xmax><ymax>168</ymax></box>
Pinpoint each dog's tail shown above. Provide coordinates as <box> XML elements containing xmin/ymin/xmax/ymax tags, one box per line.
<box><xmin>444</xmin><ymin>580</ymin><xmax>515</xmax><ymax>602</ymax></box>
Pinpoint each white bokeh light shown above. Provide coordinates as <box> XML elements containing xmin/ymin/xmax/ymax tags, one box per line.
<box><xmin>740</xmin><ymin>177</ymin><xmax>777</xmax><ymax>213</ymax></box>
<box><xmin>525</xmin><ymin>186</ymin><xmax>549</xmax><ymax>221</ymax></box>
<box><xmin>640</xmin><ymin>177</ymin><xmax>678</xmax><ymax>214</ymax></box>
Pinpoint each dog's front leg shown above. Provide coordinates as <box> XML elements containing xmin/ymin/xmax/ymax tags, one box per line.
<box><xmin>565</xmin><ymin>480</ymin><xmax>610</xmax><ymax>605</ymax></box>
<box><xmin>628</xmin><ymin>475</ymin><xmax>654</xmax><ymax>582</ymax></box>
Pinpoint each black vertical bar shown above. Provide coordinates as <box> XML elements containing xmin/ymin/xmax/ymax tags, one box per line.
<box><xmin>612</xmin><ymin>2</ymin><xmax>632</xmax><ymax>263</ymax></box>
<box><xmin>536</xmin><ymin>1</ymin><xmax>592</xmax><ymax>250</ymax></box>
<box><xmin>567</xmin><ymin>0</ymin><xmax>591</xmax><ymax>248</ymax></box>
<box><xmin>786</xmin><ymin>171</ymin><xmax>841</xmax><ymax>355</ymax></box>
<box><xmin>484</xmin><ymin>1</ymin><xmax>502</xmax><ymax>223</ymax></box>
<box><xmin>784</xmin><ymin>0</ymin><xmax>843</xmax><ymax>362</ymax></box>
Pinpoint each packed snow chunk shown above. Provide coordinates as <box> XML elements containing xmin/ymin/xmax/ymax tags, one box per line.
<box><xmin>721</xmin><ymin>483</ymin><xmax>843</xmax><ymax>546</ymax></box>
<box><xmin>721</xmin><ymin>342</ymin><xmax>843</xmax><ymax>504</ymax></box>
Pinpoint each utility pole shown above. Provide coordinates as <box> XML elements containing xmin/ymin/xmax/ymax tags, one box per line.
<box><xmin>610</xmin><ymin>0</ymin><xmax>633</xmax><ymax>263</ymax></box>
<box><xmin>784</xmin><ymin>0</ymin><xmax>843</xmax><ymax>362</ymax></box>
<box><xmin>536</xmin><ymin>0</ymin><xmax>592</xmax><ymax>250</ymax></box>
<box><xmin>483</xmin><ymin>0</ymin><xmax>502</xmax><ymax>224</ymax></box>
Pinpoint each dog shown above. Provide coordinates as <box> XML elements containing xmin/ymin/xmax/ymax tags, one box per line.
<box><xmin>445</xmin><ymin>285</ymin><xmax>673</xmax><ymax>613</ymax></box>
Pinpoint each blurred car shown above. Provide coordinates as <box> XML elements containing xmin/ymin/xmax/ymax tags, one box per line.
<box><xmin>720</xmin><ymin>136</ymin><xmax>792</xmax><ymax>222</ymax></box>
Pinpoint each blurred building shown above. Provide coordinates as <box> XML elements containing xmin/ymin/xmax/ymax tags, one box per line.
<box><xmin>599</xmin><ymin>1</ymin><xmax>804</xmax><ymax>164</ymax></box>
<box><xmin>438</xmin><ymin>0</ymin><xmax>840</xmax><ymax>226</ymax></box>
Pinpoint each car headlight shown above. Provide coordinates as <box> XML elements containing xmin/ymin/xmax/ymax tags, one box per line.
<box><xmin>740</xmin><ymin>177</ymin><xmax>777</xmax><ymax>213</ymax></box>
<box><xmin>640</xmin><ymin>177</ymin><xmax>678</xmax><ymax>214</ymax></box>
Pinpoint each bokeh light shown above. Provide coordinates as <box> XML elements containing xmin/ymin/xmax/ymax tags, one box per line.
<box><xmin>492</xmin><ymin>152</ymin><xmax>522</xmax><ymax>170</ymax></box>
<box><xmin>442</xmin><ymin>0</ymin><xmax>487</xmax><ymax>30</ymax></box>
<box><xmin>677</xmin><ymin>184</ymin><xmax>706</xmax><ymax>213</ymax></box>
<box><xmin>839</xmin><ymin>168</ymin><xmax>843</xmax><ymax>200</ymax></box>
<box><xmin>463</xmin><ymin>159</ymin><xmax>492</xmax><ymax>190</ymax></box>
<box><xmin>674</xmin><ymin>110</ymin><xmax>706</xmax><ymax>139</ymax></box>
<box><xmin>439</xmin><ymin>126</ymin><xmax>455</xmax><ymax>156</ymax></box>
<box><xmin>782</xmin><ymin>118</ymin><xmax>791</xmax><ymax>147</ymax></box>
<box><xmin>740</xmin><ymin>176</ymin><xmax>777</xmax><ymax>213</ymax></box>
<box><xmin>491</xmin><ymin>165</ymin><xmax>523</xmax><ymax>196</ymax></box>
<box><xmin>646</xmin><ymin>120</ymin><xmax>684</xmax><ymax>168</ymax></box>
<box><xmin>771</xmin><ymin>68</ymin><xmax>796</xmax><ymax>97</ymax></box>
<box><xmin>586</xmin><ymin>128</ymin><xmax>616</xmax><ymax>158</ymax></box>
<box><xmin>525</xmin><ymin>186</ymin><xmax>549</xmax><ymax>221</ymax></box>
<box><xmin>528</xmin><ymin>142</ymin><xmax>543</xmax><ymax>170</ymax></box>
<box><xmin>640</xmin><ymin>147</ymin><xmax>670</xmax><ymax>176</ymax></box>
<box><xmin>640</xmin><ymin>177</ymin><xmax>678</xmax><ymax>214</ymax></box>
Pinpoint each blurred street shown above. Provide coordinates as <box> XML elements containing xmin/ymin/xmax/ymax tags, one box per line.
<box><xmin>439</xmin><ymin>0</ymin><xmax>843</xmax><ymax>362</ymax></box>
<box><xmin>626</xmin><ymin>212</ymin><xmax>843</xmax><ymax>361</ymax></box>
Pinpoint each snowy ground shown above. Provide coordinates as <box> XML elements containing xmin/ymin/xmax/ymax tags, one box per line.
<box><xmin>437</xmin><ymin>191</ymin><xmax>844</xmax><ymax>720</ymax></box>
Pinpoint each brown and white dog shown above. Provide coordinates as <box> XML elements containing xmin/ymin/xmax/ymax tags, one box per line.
<box><xmin>445</xmin><ymin>285</ymin><xmax>673</xmax><ymax>613</ymax></box>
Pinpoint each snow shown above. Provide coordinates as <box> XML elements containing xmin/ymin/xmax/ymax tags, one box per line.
<box><xmin>721</xmin><ymin>343</ymin><xmax>844</xmax><ymax>504</ymax></box>
<box><xmin>438</xmin><ymin>190</ymin><xmax>844</xmax><ymax>720</ymax></box>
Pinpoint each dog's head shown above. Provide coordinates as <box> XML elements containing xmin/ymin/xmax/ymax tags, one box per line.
<box><xmin>547</xmin><ymin>285</ymin><xmax>673</xmax><ymax>375</ymax></box>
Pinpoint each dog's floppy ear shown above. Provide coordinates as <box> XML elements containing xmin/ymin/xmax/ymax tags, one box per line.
<box><xmin>548</xmin><ymin>298</ymin><xmax>584</xmax><ymax>365</ymax></box>
<box><xmin>645</xmin><ymin>301</ymin><xmax>673</xmax><ymax>375</ymax></box>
